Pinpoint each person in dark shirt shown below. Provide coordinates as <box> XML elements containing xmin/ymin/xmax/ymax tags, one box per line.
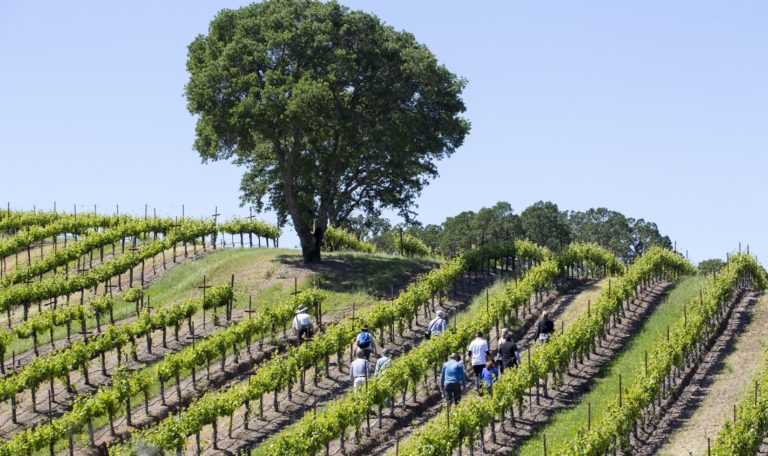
<box><xmin>537</xmin><ymin>311</ymin><xmax>555</xmax><ymax>343</ymax></box>
<box><xmin>497</xmin><ymin>334</ymin><xmax>519</xmax><ymax>373</ymax></box>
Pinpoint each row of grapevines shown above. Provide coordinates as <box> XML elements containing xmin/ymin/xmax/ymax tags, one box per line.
<box><xmin>0</xmin><ymin>213</ymin><xmax>142</xmax><ymax>258</ymax></box>
<box><xmin>217</xmin><ymin>219</ymin><xmax>280</xmax><ymax>241</ymax></box>
<box><xmin>559</xmin><ymin>253</ymin><xmax>766</xmax><ymax>455</ymax></box>
<box><xmin>322</xmin><ymin>226</ymin><xmax>376</xmax><ymax>253</ymax></box>
<box><xmin>108</xmin><ymin>242</ymin><xmax>523</xmax><ymax>454</ymax></box>
<box><xmin>560</xmin><ymin>242</ymin><xmax>625</xmax><ymax>275</ymax></box>
<box><xmin>394</xmin><ymin>247</ymin><xmax>693</xmax><ymax>456</ymax></box>
<box><xmin>395</xmin><ymin>232</ymin><xmax>434</xmax><ymax>258</ymax></box>
<box><xmin>463</xmin><ymin>241</ymin><xmax>517</xmax><ymax>271</ymax></box>
<box><xmin>711</xmin><ymin>349</ymin><xmax>768</xmax><ymax>454</ymax></box>
<box><xmin>0</xmin><ymin>211</ymin><xmax>65</xmax><ymax>232</ymax></box>
<box><xmin>0</xmin><ymin>218</ymin><xmax>176</xmax><ymax>288</ymax></box>
<box><xmin>0</xmin><ymin>286</ymin><xmax>233</xmax><ymax>403</ymax></box>
<box><xmin>0</xmin><ymin>219</ymin><xmax>217</xmax><ymax>312</ymax></box>
<box><xmin>0</xmin><ymin>289</ymin><xmax>323</xmax><ymax>456</ymax></box>
<box><xmin>255</xmin><ymin>243</ymin><xmax>623</xmax><ymax>455</ymax></box>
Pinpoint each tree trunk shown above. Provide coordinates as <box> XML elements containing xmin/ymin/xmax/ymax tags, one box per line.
<box><xmin>298</xmin><ymin>226</ymin><xmax>323</xmax><ymax>263</ymax></box>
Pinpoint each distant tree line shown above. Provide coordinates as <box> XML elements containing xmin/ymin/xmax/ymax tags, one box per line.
<box><xmin>340</xmin><ymin>201</ymin><xmax>672</xmax><ymax>262</ymax></box>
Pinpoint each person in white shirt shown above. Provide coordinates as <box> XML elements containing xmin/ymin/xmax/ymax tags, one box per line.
<box><xmin>350</xmin><ymin>349</ymin><xmax>370</xmax><ymax>390</ymax></box>
<box><xmin>427</xmin><ymin>310</ymin><xmax>448</xmax><ymax>337</ymax></box>
<box><xmin>467</xmin><ymin>331</ymin><xmax>490</xmax><ymax>393</ymax></box>
<box><xmin>375</xmin><ymin>348</ymin><xmax>391</xmax><ymax>377</ymax></box>
<box><xmin>292</xmin><ymin>306</ymin><xmax>313</xmax><ymax>346</ymax></box>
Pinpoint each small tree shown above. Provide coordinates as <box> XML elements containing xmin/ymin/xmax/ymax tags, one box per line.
<box><xmin>186</xmin><ymin>0</ymin><xmax>469</xmax><ymax>262</ymax></box>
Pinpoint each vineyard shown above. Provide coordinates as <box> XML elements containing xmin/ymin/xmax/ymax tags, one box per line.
<box><xmin>0</xmin><ymin>207</ymin><xmax>763</xmax><ymax>456</ymax></box>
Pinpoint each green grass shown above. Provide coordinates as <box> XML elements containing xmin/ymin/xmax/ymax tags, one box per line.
<box><xmin>514</xmin><ymin>275</ymin><xmax>707</xmax><ymax>456</ymax></box>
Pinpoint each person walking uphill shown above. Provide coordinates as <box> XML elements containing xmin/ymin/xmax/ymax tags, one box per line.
<box><xmin>440</xmin><ymin>353</ymin><xmax>467</xmax><ymax>405</ymax></box>
<box><xmin>375</xmin><ymin>348</ymin><xmax>391</xmax><ymax>377</ymax></box>
<box><xmin>292</xmin><ymin>305</ymin><xmax>313</xmax><ymax>346</ymax></box>
<box><xmin>427</xmin><ymin>309</ymin><xmax>448</xmax><ymax>338</ymax></box>
<box><xmin>467</xmin><ymin>331</ymin><xmax>490</xmax><ymax>393</ymax></box>
<box><xmin>355</xmin><ymin>325</ymin><xmax>376</xmax><ymax>360</ymax></box>
<box><xmin>498</xmin><ymin>332</ymin><xmax>520</xmax><ymax>373</ymax></box>
<box><xmin>537</xmin><ymin>311</ymin><xmax>555</xmax><ymax>343</ymax></box>
<box><xmin>481</xmin><ymin>360</ymin><xmax>499</xmax><ymax>395</ymax></box>
<box><xmin>350</xmin><ymin>349</ymin><xmax>370</xmax><ymax>391</ymax></box>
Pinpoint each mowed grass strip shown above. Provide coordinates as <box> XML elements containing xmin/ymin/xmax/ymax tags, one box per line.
<box><xmin>514</xmin><ymin>275</ymin><xmax>707</xmax><ymax>456</ymax></box>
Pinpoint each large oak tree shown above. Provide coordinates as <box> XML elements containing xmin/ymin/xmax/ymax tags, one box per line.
<box><xmin>186</xmin><ymin>0</ymin><xmax>469</xmax><ymax>262</ymax></box>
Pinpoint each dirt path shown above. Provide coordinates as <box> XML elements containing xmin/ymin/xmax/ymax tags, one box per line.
<box><xmin>555</xmin><ymin>277</ymin><xmax>609</xmax><ymax>330</ymax></box>
<box><xmin>625</xmin><ymin>290</ymin><xmax>760</xmax><ymax>456</ymax></box>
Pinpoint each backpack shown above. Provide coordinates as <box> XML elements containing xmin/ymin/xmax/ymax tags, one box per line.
<box><xmin>356</xmin><ymin>331</ymin><xmax>371</xmax><ymax>349</ymax></box>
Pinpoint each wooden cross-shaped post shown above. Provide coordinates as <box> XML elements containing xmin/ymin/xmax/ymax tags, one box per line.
<box><xmin>146</xmin><ymin>295</ymin><xmax>154</xmax><ymax>316</ymax></box>
<box><xmin>244</xmin><ymin>296</ymin><xmax>257</xmax><ymax>321</ymax></box>
<box><xmin>105</xmin><ymin>279</ymin><xmax>118</xmax><ymax>298</ymax></box>
<box><xmin>198</xmin><ymin>275</ymin><xmax>213</xmax><ymax>329</ymax></box>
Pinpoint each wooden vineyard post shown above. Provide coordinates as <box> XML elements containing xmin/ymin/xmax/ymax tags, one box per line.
<box><xmin>227</xmin><ymin>274</ymin><xmax>235</xmax><ymax>321</ymax></box>
<box><xmin>588</xmin><ymin>402</ymin><xmax>591</xmax><ymax>431</ymax></box>
<box><xmin>543</xmin><ymin>433</ymin><xmax>547</xmax><ymax>456</ymax></box>
<box><xmin>619</xmin><ymin>374</ymin><xmax>623</xmax><ymax>408</ymax></box>
<box><xmin>212</xmin><ymin>206</ymin><xmax>220</xmax><ymax>249</ymax></box>
<box><xmin>645</xmin><ymin>351</ymin><xmax>648</xmax><ymax>376</ymax></box>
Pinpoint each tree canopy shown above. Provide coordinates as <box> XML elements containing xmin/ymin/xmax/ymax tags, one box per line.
<box><xmin>186</xmin><ymin>0</ymin><xmax>469</xmax><ymax>262</ymax></box>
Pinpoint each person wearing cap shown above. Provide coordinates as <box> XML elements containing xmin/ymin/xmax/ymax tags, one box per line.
<box><xmin>350</xmin><ymin>349</ymin><xmax>370</xmax><ymax>390</ymax></box>
<box><xmin>467</xmin><ymin>331</ymin><xmax>490</xmax><ymax>393</ymax></box>
<box><xmin>292</xmin><ymin>305</ymin><xmax>313</xmax><ymax>346</ymax></box>
<box><xmin>355</xmin><ymin>325</ymin><xmax>376</xmax><ymax>360</ymax></box>
<box><xmin>537</xmin><ymin>311</ymin><xmax>555</xmax><ymax>343</ymax></box>
<box><xmin>440</xmin><ymin>353</ymin><xmax>467</xmax><ymax>405</ymax></box>
<box><xmin>375</xmin><ymin>348</ymin><xmax>391</xmax><ymax>377</ymax></box>
<box><xmin>427</xmin><ymin>309</ymin><xmax>448</xmax><ymax>337</ymax></box>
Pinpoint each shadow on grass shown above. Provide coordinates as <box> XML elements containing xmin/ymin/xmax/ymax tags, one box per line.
<box><xmin>275</xmin><ymin>252</ymin><xmax>438</xmax><ymax>299</ymax></box>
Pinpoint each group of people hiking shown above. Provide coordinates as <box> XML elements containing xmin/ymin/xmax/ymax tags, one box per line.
<box><xmin>292</xmin><ymin>301</ymin><xmax>556</xmax><ymax>401</ymax></box>
<box><xmin>440</xmin><ymin>311</ymin><xmax>555</xmax><ymax>404</ymax></box>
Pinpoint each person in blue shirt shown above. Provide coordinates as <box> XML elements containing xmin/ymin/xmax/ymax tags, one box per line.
<box><xmin>481</xmin><ymin>360</ymin><xmax>499</xmax><ymax>396</ymax></box>
<box><xmin>440</xmin><ymin>353</ymin><xmax>467</xmax><ymax>405</ymax></box>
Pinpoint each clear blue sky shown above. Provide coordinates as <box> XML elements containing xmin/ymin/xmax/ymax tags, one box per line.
<box><xmin>1</xmin><ymin>1</ymin><xmax>766</xmax><ymax>263</ymax></box>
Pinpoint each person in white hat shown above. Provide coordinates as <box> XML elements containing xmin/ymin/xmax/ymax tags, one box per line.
<box><xmin>292</xmin><ymin>305</ymin><xmax>313</xmax><ymax>346</ymax></box>
<box><xmin>427</xmin><ymin>309</ymin><xmax>448</xmax><ymax>338</ymax></box>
